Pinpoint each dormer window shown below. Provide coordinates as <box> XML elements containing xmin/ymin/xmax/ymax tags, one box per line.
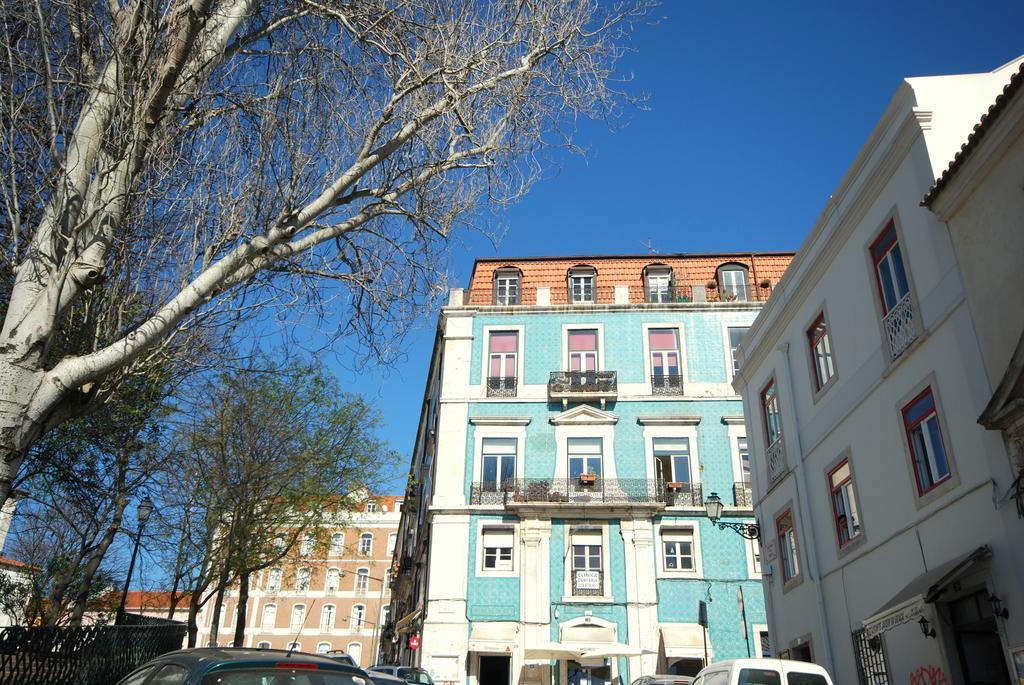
<box><xmin>493</xmin><ymin>268</ymin><xmax>520</xmax><ymax>305</ymax></box>
<box><xmin>569</xmin><ymin>266</ymin><xmax>596</xmax><ymax>304</ymax></box>
<box><xmin>717</xmin><ymin>263</ymin><xmax>749</xmax><ymax>301</ymax></box>
<box><xmin>645</xmin><ymin>265</ymin><xmax>673</xmax><ymax>303</ymax></box>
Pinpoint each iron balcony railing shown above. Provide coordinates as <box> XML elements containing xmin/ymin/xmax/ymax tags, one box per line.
<box><xmin>651</xmin><ymin>374</ymin><xmax>683</xmax><ymax>395</ymax></box>
<box><xmin>733</xmin><ymin>481</ymin><xmax>753</xmax><ymax>508</ymax></box>
<box><xmin>571</xmin><ymin>568</ymin><xmax>604</xmax><ymax>596</ymax></box>
<box><xmin>664</xmin><ymin>481</ymin><xmax>703</xmax><ymax>507</ymax></box>
<box><xmin>458</xmin><ymin>279</ymin><xmax>775</xmax><ymax>308</ymax></box>
<box><xmin>486</xmin><ymin>376</ymin><xmax>518</xmax><ymax>397</ymax></box>
<box><xmin>767</xmin><ymin>438</ymin><xmax>786</xmax><ymax>483</ymax></box>
<box><xmin>882</xmin><ymin>294</ymin><xmax>917</xmax><ymax>360</ymax></box>
<box><xmin>471</xmin><ymin>478</ymin><xmax>667</xmax><ymax>505</ymax></box>
<box><xmin>548</xmin><ymin>371</ymin><xmax>617</xmax><ymax>395</ymax></box>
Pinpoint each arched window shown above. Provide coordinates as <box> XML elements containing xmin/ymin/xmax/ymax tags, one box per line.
<box><xmin>317</xmin><ymin>642</ymin><xmax>332</xmax><ymax>654</ymax></box>
<box><xmin>290</xmin><ymin>604</ymin><xmax>306</xmax><ymax>630</ymax></box>
<box><xmin>348</xmin><ymin>642</ymin><xmax>363</xmax><ymax>667</ymax></box>
<box><xmin>717</xmin><ymin>263</ymin><xmax>750</xmax><ymax>301</ymax></box>
<box><xmin>296</xmin><ymin>567</ymin><xmax>311</xmax><ymax>592</ymax></box>
<box><xmin>261</xmin><ymin>603</ymin><xmax>277</xmax><ymax>630</ymax></box>
<box><xmin>326</xmin><ymin>568</ymin><xmax>341</xmax><ymax>592</ymax></box>
<box><xmin>300</xmin><ymin>534</ymin><xmax>315</xmax><ymax>556</ymax></box>
<box><xmin>329</xmin><ymin>533</ymin><xmax>344</xmax><ymax>556</ymax></box>
<box><xmin>287</xmin><ymin>641</ymin><xmax>301</xmax><ymax>652</ymax></box>
<box><xmin>355</xmin><ymin>568</ymin><xmax>370</xmax><ymax>594</ymax></box>
<box><xmin>568</xmin><ymin>265</ymin><xmax>596</xmax><ymax>304</ymax></box>
<box><xmin>266</xmin><ymin>568</ymin><xmax>282</xmax><ymax>592</ymax></box>
<box><xmin>320</xmin><ymin>604</ymin><xmax>336</xmax><ymax>631</ymax></box>
<box><xmin>358</xmin><ymin>533</ymin><xmax>373</xmax><ymax>555</ymax></box>
<box><xmin>256</xmin><ymin>641</ymin><xmax>271</xmax><ymax>649</ymax></box>
<box><xmin>351</xmin><ymin>604</ymin><xmax>366</xmax><ymax>633</ymax></box>
<box><xmin>387</xmin><ymin>533</ymin><xmax>398</xmax><ymax>556</ymax></box>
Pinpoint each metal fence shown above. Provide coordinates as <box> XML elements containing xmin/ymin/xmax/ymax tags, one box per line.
<box><xmin>0</xmin><ymin>615</ymin><xmax>186</xmax><ymax>685</ymax></box>
<box><xmin>472</xmin><ymin>478</ymin><xmax>666</xmax><ymax>505</ymax></box>
<box><xmin>851</xmin><ymin>627</ymin><xmax>891</xmax><ymax>685</ymax></box>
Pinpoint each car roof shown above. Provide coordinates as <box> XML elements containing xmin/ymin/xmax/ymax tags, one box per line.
<box><xmin>156</xmin><ymin>648</ymin><xmax>368</xmax><ymax>673</ymax></box>
<box><xmin>697</xmin><ymin>659</ymin><xmax>830</xmax><ymax>676</ymax></box>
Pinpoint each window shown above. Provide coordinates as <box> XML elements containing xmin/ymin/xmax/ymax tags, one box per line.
<box><xmin>828</xmin><ymin>459</ymin><xmax>862</xmax><ymax>547</ymax></box>
<box><xmin>257</xmin><ymin>641</ymin><xmax>271</xmax><ymax>649</ymax></box>
<box><xmin>718</xmin><ymin>265</ymin><xmax>749</xmax><ymax>301</ymax></box>
<box><xmin>807</xmin><ymin>314</ymin><xmax>836</xmax><ymax>391</ymax></box>
<box><xmin>326</xmin><ymin>568</ymin><xmax>341</xmax><ymax>592</ymax></box>
<box><xmin>329</xmin><ymin>533</ymin><xmax>344</xmax><ymax>556</ymax></box>
<box><xmin>266</xmin><ymin>568</ymin><xmax>282</xmax><ymax>592</ymax></box>
<box><xmin>568</xmin><ymin>330</ymin><xmax>598</xmax><ymax>372</ymax></box>
<box><xmin>481</xmin><ymin>438</ymin><xmax>516</xmax><ymax>492</ymax></box>
<box><xmin>359</xmin><ymin>533</ymin><xmax>373</xmax><ymax>555</ymax></box>
<box><xmin>150</xmin><ymin>665</ymin><xmax>190</xmax><ymax>685</ymax></box>
<box><xmin>387</xmin><ymin>533</ymin><xmax>398</xmax><ymax>555</ymax></box>
<box><xmin>317</xmin><ymin>642</ymin><xmax>332</xmax><ymax>654</ymax></box>
<box><xmin>902</xmin><ymin>387</ymin><xmax>952</xmax><ymax>495</ymax></box>
<box><xmin>355</xmin><ymin>568</ymin><xmax>370</xmax><ymax>594</ymax></box>
<box><xmin>300</xmin><ymin>534</ymin><xmax>314</xmax><ymax>556</ymax></box>
<box><xmin>568</xmin><ymin>437</ymin><xmax>602</xmax><ymax>479</ymax></box>
<box><xmin>738</xmin><ymin>669</ymin><xmax>780</xmax><ymax>685</ymax></box>
<box><xmin>762</xmin><ymin>379</ymin><xmax>782</xmax><ymax>446</ymax></box>
<box><xmin>365</xmin><ymin>501</ymin><xmax>379</xmax><ymax>513</ymax></box>
<box><xmin>870</xmin><ymin>222</ymin><xmax>910</xmax><ymax>315</ymax></box>
<box><xmin>482</xmin><ymin>527</ymin><xmax>514</xmax><ymax>571</ymax></box>
<box><xmin>321</xmin><ymin>605</ymin><xmax>336</xmax><ymax>631</ymax></box>
<box><xmin>570</xmin><ymin>529</ymin><xmax>603</xmax><ymax>596</ymax></box>
<box><xmin>487</xmin><ymin>331</ymin><xmax>518</xmax><ymax>395</ymax></box>
<box><xmin>728</xmin><ymin>326</ymin><xmax>749</xmax><ymax>378</ymax></box>
<box><xmin>380</xmin><ymin>605</ymin><xmax>390</xmax><ymax>626</ymax></box>
<box><xmin>569</xmin><ymin>268</ymin><xmax>596</xmax><ymax>304</ymax></box>
<box><xmin>776</xmin><ymin>510</ymin><xmax>800</xmax><ymax>584</ymax></box>
<box><xmin>758</xmin><ymin>630</ymin><xmax>771</xmax><ymax>657</ymax></box>
<box><xmin>747</xmin><ymin>536</ymin><xmax>762</xmax><ymax>576</ymax></box>
<box><xmin>118</xmin><ymin>667</ymin><xmax>156</xmax><ymax>685</ymax></box>
<box><xmin>296</xmin><ymin>567</ymin><xmax>311</xmax><ymax>592</ymax></box>
<box><xmin>738</xmin><ymin>437</ymin><xmax>751</xmax><ymax>483</ymax></box>
<box><xmin>646</xmin><ymin>267</ymin><xmax>672</xmax><ymax>303</ymax></box>
<box><xmin>291</xmin><ymin>604</ymin><xmax>307</xmax><ymax>630</ymax></box>
<box><xmin>287</xmin><ymin>641</ymin><xmax>301</xmax><ymax>651</ymax></box>
<box><xmin>494</xmin><ymin>269</ymin><xmax>520</xmax><ymax>305</ymax></box>
<box><xmin>661</xmin><ymin>528</ymin><xmax>695</xmax><ymax>571</ymax></box>
<box><xmin>348</xmin><ymin>642</ymin><xmax>363</xmax><ymax>666</ymax></box>
<box><xmin>351</xmin><ymin>605</ymin><xmax>366</xmax><ymax>633</ymax></box>
<box><xmin>653</xmin><ymin>437</ymin><xmax>691</xmax><ymax>485</ymax></box>
<box><xmin>261</xmin><ymin>603</ymin><xmax>277</xmax><ymax>629</ymax></box>
<box><xmin>649</xmin><ymin>328</ymin><xmax>681</xmax><ymax>393</ymax></box>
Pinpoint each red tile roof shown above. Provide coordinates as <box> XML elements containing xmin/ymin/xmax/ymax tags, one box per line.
<box><xmin>0</xmin><ymin>556</ymin><xmax>38</xmax><ymax>572</ymax></box>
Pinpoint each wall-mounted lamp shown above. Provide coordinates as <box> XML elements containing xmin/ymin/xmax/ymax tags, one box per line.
<box><xmin>988</xmin><ymin>593</ymin><xmax>1010</xmax><ymax>620</ymax></box>
<box><xmin>704</xmin><ymin>492</ymin><xmax>761</xmax><ymax>540</ymax></box>
<box><xmin>918</xmin><ymin>616</ymin><xmax>936</xmax><ymax>639</ymax></box>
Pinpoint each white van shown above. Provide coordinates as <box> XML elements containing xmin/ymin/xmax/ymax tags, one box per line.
<box><xmin>692</xmin><ymin>659</ymin><xmax>834</xmax><ymax>685</ymax></box>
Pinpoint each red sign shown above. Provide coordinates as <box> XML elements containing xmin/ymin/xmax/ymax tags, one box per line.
<box><xmin>408</xmin><ymin>635</ymin><xmax>420</xmax><ymax>650</ymax></box>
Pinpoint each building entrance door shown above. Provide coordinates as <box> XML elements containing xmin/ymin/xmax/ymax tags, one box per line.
<box><xmin>950</xmin><ymin>591</ymin><xmax>1010</xmax><ymax>684</ymax></box>
<box><xmin>479</xmin><ymin>655</ymin><xmax>511</xmax><ymax>685</ymax></box>
<box><xmin>567</xmin><ymin>660</ymin><xmax>611</xmax><ymax>685</ymax></box>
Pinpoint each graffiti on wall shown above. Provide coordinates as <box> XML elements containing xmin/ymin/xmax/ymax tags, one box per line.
<box><xmin>909</xmin><ymin>666</ymin><xmax>949</xmax><ymax>685</ymax></box>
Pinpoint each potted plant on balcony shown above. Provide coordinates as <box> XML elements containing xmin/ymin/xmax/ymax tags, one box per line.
<box><xmin>578</xmin><ymin>471</ymin><xmax>598</xmax><ymax>486</ymax></box>
<box><xmin>666</xmin><ymin>481</ymin><xmax>685</xmax><ymax>491</ymax></box>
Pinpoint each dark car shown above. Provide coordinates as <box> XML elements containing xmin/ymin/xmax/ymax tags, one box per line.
<box><xmin>365</xmin><ymin>671</ymin><xmax>408</xmax><ymax>685</ymax></box>
<box><xmin>115</xmin><ymin>647</ymin><xmax>371</xmax><ymax>685</ymax></box>
<box><xmin>323</xmin><ymin>651</ymin><xmax>358</xmax><ymax>667</ymax></box>
<box><xmin>367</xmin><ymin>666</ymin><xmax>434</xmax><ymax>685</ymax></box>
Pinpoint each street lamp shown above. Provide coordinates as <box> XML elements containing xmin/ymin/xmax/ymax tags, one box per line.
<box><xmin>341</xmin><ymin>569</ymin><xmax>390</xmax><ymax>666</ymax></box>
<box><xmin>704</xmin><ymin>492</ymin><xmax>760</xmax><ymax>540</ymax></box>
<box><xmin>115</xmin><ymin>494</ymin><xmax>155</xmax><ymax>625</ymax></box>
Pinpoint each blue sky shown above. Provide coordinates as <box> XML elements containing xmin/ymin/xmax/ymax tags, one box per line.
<box><xmin>329</xmin><ymin>1</ymin><xmax>1024</xmax><ymax>493</ymax></box>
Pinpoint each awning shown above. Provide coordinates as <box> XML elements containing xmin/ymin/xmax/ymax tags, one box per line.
<box><xmin>525</xmin><ymin>643</ymin><xmax>587</xmax><ymax>661</ymax></box>
<box><xmin>469</xmin><ymin>622</ymin><xmax>519</xmax><ymax>653</ymax></box>
<box><xmin>561</xmin><ymin>624</ymin><xmax>616</xmax><ymax>644</ymax></box>
<box><xmin>581</xmin><ymin>644</ymin><xmax>657</xmax><ymax>659</ymax></box>
<box><xmin>659</xmin><ymin>624</ymin><xmax>706</xmax><ymax>659</ymax></box>
<box><xmin>862</xmin><ymin>545</ymin><xmax>991</xmax><ymax>639</ymax></box>
<box><xmin>394</xmin><ymin>609</ymin><xmax>421</xmax><ymax>633</ymax></box>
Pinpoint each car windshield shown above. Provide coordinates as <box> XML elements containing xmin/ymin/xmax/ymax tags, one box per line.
<box><xmin>202</xmin><ymin>669</ymin><xmax>367</xmax><ymax>685</ymax></box>
<box><xmin>397</xmin><ymin>669</ymin><xmax>432</xmax><ymax>685</ymax></box>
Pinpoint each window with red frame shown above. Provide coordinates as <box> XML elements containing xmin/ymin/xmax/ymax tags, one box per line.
<box><xmin>776</xmin><ymin>509</ymin><xmax>799</xmax><ymax>583</ymax></box>
<box><xmin>807</xmin><ymin>314</ymin><xmax>836</xmax><ymax>391</ymax></box>
<box><xmin>761</xmin><ymin>379</ymin><xmax>782</xmax><ymax>446</ymax></box>
<box><xmin>902</xmin><ymin>387</ymin><xmax>951</xmax><ymax>495</ymax></box>
<box><xmin>828</xmin><ymin>459</ymin><xmax>861</xmax><ymax>547</ymax></box>
<box><xmin>870</xmin><ymin>222</ymin><xmax>911</xmax><ymax>315</ymax></box>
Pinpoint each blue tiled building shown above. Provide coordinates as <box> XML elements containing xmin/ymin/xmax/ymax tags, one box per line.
<box><xmin>386</xmin><ymin>253</ymin><xmax>793</xmax><ymax>685</ymax></box>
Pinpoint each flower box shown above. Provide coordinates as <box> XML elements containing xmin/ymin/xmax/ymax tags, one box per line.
<box><xmin>578</xmin><ymin>473</ymin><xmax>598</xmax><ymax>486</ymax></box>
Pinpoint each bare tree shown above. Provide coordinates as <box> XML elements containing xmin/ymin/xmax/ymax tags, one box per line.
<box><xmin>0</xmin><ymin>0</ymin><xmax>648</xmax><ymax>504</ymax></box>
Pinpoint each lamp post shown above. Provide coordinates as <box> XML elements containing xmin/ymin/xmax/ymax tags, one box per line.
<box><xmin>342</xmin><ymin>569</ymin><xmax>390</xmax><ymax>666</ymax></box>
<box><xmin>704</xmin><ymin>492</ymin><xmax>760</xmax><ymax>540</ymax></box>
<box><xmin>115</xmin><ymin>495</ymin><xmax>155</xmax><ymax>625</ymax></box>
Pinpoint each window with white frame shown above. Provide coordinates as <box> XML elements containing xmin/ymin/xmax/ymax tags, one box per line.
<box><xmin>387</xmin><ymin>533</ymin><xmax>398</xmax><ymax>555</ymax></box>
<box><xmin>718</xmin><ymin>265</ymin><xmax>749</xmax><ymax>301</ymax></box>
<box><xmin>660</xmin><ymin>528</ymin><xmax>695</xmax><ymax>572</ymax></box>
<box><xmin>570</xmin><ymin>529</ymin><xmax>603</xmax><ymax>596</ymax></box>
<box><xmin>295</xmin><ymin>567</ymin><xmax>310</xmax><ymax>592</ymax></box>
<box><xmin>494</xmin><ymin>270</ymin><xmax>520</xmax><ymax>305</ymax></box>
<box><xmin>652</xmin><ymin>437</ymin><xmax>692</xmax><ymax>486</ymax></box>
<box><xmin>261</xmin><ymin>603</ymin><xmax>277</xmax><ymax>629</ymax></box>
<box><xmin>364</xmin><ymin>501</ymin><xmax>378</xmax><ymax>513</ymax></box>
<box><xmin>320</xmin><ymin>604</ymin><xmax>336</xmax><ymax>631</ymax></box>
<box><xmin>568</xmin><ymin>329</ymin><xmax>598</xmax><ymax>373</ymax></box>
<box><xmin>758</xmin><ymin>630</ymin><xmax>770</xmax><ymax>657</ymax></box>
<box><xmin>316</xmin><ymin>642</ymin><xmax>331</xmax><ymax>654</ymax></box>
<box><xmin>776</xmin><ymin>509</ymin><xmax>800</xmax><ymax>584</ymax></box>
<box><xmin>351</xmin><ymin>605</ymin><xmax>366</xmax><ymax>633</ymax></box>
<box><xmin>355</xmin><ymin>568</ymin><xmax>369</xmax><ymax>594</ymax></box>
<box><xmin>329</xmin><ymin>533</ymin><xmax>344</xmax><ymax>556</ymax></box>
<box><xmin>761</xmin><ymin>379</ymin><xmax>782</xmax><ymax>447</ymax></box>
<box><xmin>480</xmin><ymin>437</ymin><xmax>516</xmax><ymax>492</ymax></box>
<box><xmin>325</xmin><ymin>568</ymin><xmax>340</xmax><ymax>592</ymax></box>
<box><xmin>737</xmin><ymin>437</ymin><xmax>751</xmax><ymax>483</ymax></box>
<box><xmin>569</xmin><ymin>268</ymin><xmax>596</xmax><ymax>304</ymax></box>
<box><xmin>287</xmin><ymin>641</ymin><xmax>301</xmax><ymax>652</ymax></box>
<box><xmin>728</xmin><ymin>326</ymin><xmax>749</xmax><ymax>378</ymax></box>
<box><xmin>902</xmin><ymin>387</ymin><xmax>952</xmax><ymax>495</ymax></box>
<box><xmin>870</xmin><ymin>222</ymin><xmax>911</xmax><ymax>316</ymax></box>
<box><xmin>568</xmin><ymin>437</ymin><xmax>603</xmax><ymax>479</ymax></box>
<box><xmin>481</xmin><ymin>527</ymin><xmax>514</xmax><ymax>572</ymax></box>
<box><xmin>649</xmin><ymin>328</ymin><xmax>681</xmax><ymax>390</ymax></box>
<box><xmin>290</xmin><ymin>604</ymin><xmax>306</xmax><ymax>630</ymax></box>
<box><xmin>266</xmin><ymin>568</ymin><xmax>282</xmax><ymax>592</ymax></box>
<box><xmin>747</xmin><ymin>536</ymin><xmax>762</xmax><ymax>576</ymax></box>
<box><xmin>347</xmin><ymin>642</ymin><xmax>363</xmax><ymax>666</ymax></box>
<box><xmin>828</xmin><ymin>458</ymin><xmax>862</xmax><ymax>547</ymax></box>
<box><xmin>380</xmin><ymin>605</ymin><xmax>390</xmax><ymax>627</ymax></box>
<box><xmin>300</xmin><ymin>534</ymin><xmax>314</xmax><ymax>556</ymax></box>
<box><xmin>487</xmin><ymin>331</ymin><xmax>518</xmax><ymax>383</ymax></box>
<box><xmin>646</xmin><ymin>267</ymin><xmax>672</xmax><ymax>303</ymax></box>
<box><xmin>257</xmin><ymin>641</ymin><xmax>271</xmax><ymax>649</ymax></box>
<box><xmin>807</xmin><ymin>313</ymin><xmax>836</xmax><ymax>391</ymax></box>
<box><xmin>358</xmin><ymin>532</ymin><xmax>373</xmax><ymax>555</ymax></box>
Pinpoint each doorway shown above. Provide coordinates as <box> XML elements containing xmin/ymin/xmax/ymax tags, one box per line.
<box><xmin>567</xmin><ymin>660</ymin><xmax>611</xmax><ymax>685</ymax></box>
<box><xmin>667</xmin><ymin>658</ymin><xmax>704</xmax><ymax>677</ymax></box>
<box><xmin>950</xmin><ymin>591</ymin><xmax>1011</xmax><ymax>685</ymax></box>
<box><xmin>479</xmin><ymin>655</ymin><xmax>512</xmax><ymax>685</ymax></box>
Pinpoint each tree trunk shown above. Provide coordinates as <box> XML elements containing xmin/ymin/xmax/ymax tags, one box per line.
<box><xmin>67</xmin><ymin>496</ymin><xmax>128</xmax><ymax>624</ymax></box>
<box><xmin>207</xmin><ymin>560</ymin><xmax>232</xmax><ymax>647</ymax></box>
<box><xmin>233</xmin><ymin>570</ymin><xmax>250</xmax><ymax>647</ymax></box>
<box><xmin>187</xmin><ymin>591</ymin><xmax>202</xmax><ymax>648</ymax></box>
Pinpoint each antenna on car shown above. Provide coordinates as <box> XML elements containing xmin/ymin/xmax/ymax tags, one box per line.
<box><xmin>287</xmin><ymin>599</ymin><xmax>315</xmax><ymax>658</ymax></box>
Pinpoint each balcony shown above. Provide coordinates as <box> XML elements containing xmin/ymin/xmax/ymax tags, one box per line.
<box><xmin>882</xmin><ymin>294</ymin><xmax>918</xmax><ymax>360</ymax></box>
<box><xmin>571</xmin><ymin>569</ymin><xmax>603</xmax><ymax>597</ymax></box>
<box><xmin>733</xmin><ymin>481</ymin><xmax>753</xmax><ymax>508</ymax></box>
<box><xmin>664</xmin><ymin>481</ymin><xmax>703</xmax><ymax>507</ymax></box>
<box><xmin>548</xmin><ymin>371</ymin><xmax>618</xmax><ymax>408</ymax></box>
<box><xmin>486</xmin><ymin>376</ymin><xmax>517</xmax><ymax>398</ymax></box>
<box><xmin>767</xmin><ymin>438</ymin><xmax>786</xmax><ymax>483</ymax></box>
<box><xmin>471</xmin><ymin>478</ymin><xmax>666</xmax><ymax>506</ymax></box>
<box><xmin>456</xmin><ymin>279</ymin><xmax>774</xmax><ymax>308</ymax></box>
<box><xmin>651</xmin><ymin>374</ymin><xmax>683</xmax><ymax>395</ymax></box>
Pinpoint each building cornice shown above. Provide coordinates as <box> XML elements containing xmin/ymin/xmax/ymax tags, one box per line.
<box><xmin>636</xmin><ymin>415</ymin><xmax>702</xmax><ymax>426</ymax></box>
<box><xmin>468</xmin><ymin>416</ymin><xmax>532</xmax><ymax>426</ymax></box>
<box><xmin>721</xmin><ymin>416</ymin><xmax>746</xmax><ymax>425</ymax></box>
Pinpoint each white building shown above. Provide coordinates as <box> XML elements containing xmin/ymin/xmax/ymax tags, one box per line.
<box><xmin>733</xmin><ymin>57</ymin><xmax>1024</xmax><ymax>683</ymax></box>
